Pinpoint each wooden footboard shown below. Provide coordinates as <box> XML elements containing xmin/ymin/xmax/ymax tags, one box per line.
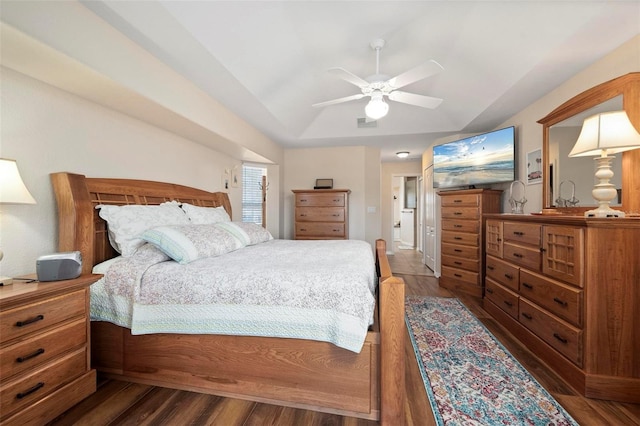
<box><xmin>51</xmin><ymin>173</ymin><xmax>405</xmax><ymax>424</ymax></box>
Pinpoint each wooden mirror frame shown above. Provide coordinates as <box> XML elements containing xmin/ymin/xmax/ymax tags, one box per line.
<box><xmin>537</xmin><ymin>72</ymin><xmax>640</xmax><ymax>214</ymax></box>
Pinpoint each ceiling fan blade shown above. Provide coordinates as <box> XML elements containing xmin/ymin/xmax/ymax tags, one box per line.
<box><xmin>386</xmin><ymin>60</ymin><xmax>444</xmax><ymax>89</ymax></box>
<box><xmin>327</xmin><ymin>67</ymin><xmax>370</xmax><ymax>88</ymax></box>
<box><xmin>388</xmin><ymin>90</ymin><xmax>443</xmax><ymax>109</ymax></box>
<box><xmin>312</xmin><ymin>93</ymin><xmax>365</xmax><ymax>108</ymax></box>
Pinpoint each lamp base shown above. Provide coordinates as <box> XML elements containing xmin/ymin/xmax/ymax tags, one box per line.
<box><xmin>584</xmin><ymin>206</ymin><xmax>625</xmax><ymax>218</ymax></box>
<box><xmin>0</xmin><ymin>276</ymin><xmax>14</xmax><ymax>286</ymax></box>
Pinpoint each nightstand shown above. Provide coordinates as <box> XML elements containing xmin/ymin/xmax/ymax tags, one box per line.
<box><xmin>0</xmin><ymin>274</ymin><xmax>100</xmax><ymax>425</ymax></box>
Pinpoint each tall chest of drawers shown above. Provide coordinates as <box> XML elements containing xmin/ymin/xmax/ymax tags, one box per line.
<box><xmin>0</xmin><ymin>275</ymin><xmax>99</xmax><ymax>425</ymax></box>
<box><xmin>484</xmin><ymin>214</ymin><xmax>640</xmax><ymax>403</ymax></box>
<box><xmin>292</xmin><ymin>189</ymin><xmax>350</xmax><ymax>240</ymax></box>
<box><xmin>438</xmin><ymin>189</ymin><xmax>502</xmax><ymax>297</ymax></box>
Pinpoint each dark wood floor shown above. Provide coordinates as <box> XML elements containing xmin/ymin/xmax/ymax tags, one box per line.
<box><xmin>49</xmin><ymin>247</ymin><xmax>640</xmax><ymax>425</ymax></box>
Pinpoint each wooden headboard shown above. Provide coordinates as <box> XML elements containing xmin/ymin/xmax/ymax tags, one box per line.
<box><xmin>51</xmin><ymin>172</ymin><xmax>232</xmax><ymax>274</ymax></box>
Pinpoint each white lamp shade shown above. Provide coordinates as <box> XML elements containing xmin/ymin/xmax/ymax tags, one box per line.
<box><xmin>365</xmin><ymin>93</ymin><xmax>389</xmax><ymax>120</ymax></box>
<box><xmin>0</xmin><ymin>158</ymin><xmax>36</xmax><ymax>204</ymax></box>
<box><xmin>569</xmin><ymin>110</ymin><xmax>640</xmax><ymax>157</ymax></box>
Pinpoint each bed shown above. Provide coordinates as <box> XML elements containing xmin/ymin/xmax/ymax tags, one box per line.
<box><xmin>51</xmin><ymin>172</ymin><xmax>405</xmax><ymax>424</ymax></box>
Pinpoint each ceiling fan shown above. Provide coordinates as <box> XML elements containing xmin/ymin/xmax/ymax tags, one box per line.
<box><xmin>313</xmin><ymin>39</ymin><xmax>444</xmax><ymax>120</ymax></box>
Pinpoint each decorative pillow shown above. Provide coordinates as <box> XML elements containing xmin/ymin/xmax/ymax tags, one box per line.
<box><xmin>140</xmin><ymin>223</ymin><xmax>244</xmax><ymax>264</ymax></box>
<box><xmin>215</xmin><ymin>222</ymin><xmax>273</xmax><ymax>246</ymax></box>
<box><xmin>97</xmin><ymin>202</ymin><xmax>189</xmax><ymax>257</ymax></box>
<box><xmin>181</xmin><ymin>203</ymin><xmax>231</xmax><ymax>224</ymax></box>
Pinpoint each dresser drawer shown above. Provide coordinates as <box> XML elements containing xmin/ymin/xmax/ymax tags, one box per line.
<box><xmin>441</xmin><ymin>207</ymin><xmax>479</xmax><ymax>220</ymax></box>
<box><xmin>519</xmin><ymin>299</ymin><xmax>582</xmax><ymax>366</ymax></box>
<box><xmin>441</xmin><ymin>254</ymin><xmax>479</xmax><ymax>272</ymax></box>
<box><xmin>503</xmin><ymin>242</ymin><xmax>541</xmax><ymax>272</ymax></box>
<box><xmin>0</xmin><ymin>291</ymin><xmax>86</xmax><ymax>344</ymax></box>
<box><xmin>441</xmin><ymin>265</ymin><xmax>479</xmax><ymax>286</ymax></box>
<box><xmin>485</xmin><ymin>278</ymin><xmax>519</xmax><ymax>320</ymax></box>
<box><xmin>440</xmin><ymin>194</ymin><xmax>478</xmax><ymax>207</ymax></box>
<box><xmin>295</xmin><ymin>193</ymin><xmax>345</xmax><ymax>207</ymax></box>
<box><xmin>442</xmin><ymin>219</ymin><xmax>479</xmax><ymax>233</ymax></box>
<box><xmin>504</xmin><ymin>222</ymin><xmax>541</xmax><ymax>246</ymax></box>
<box><xmin>441</xmin><ymin>231</ymin><xmax>478</xmax><ymax>247</ymax></box>
<box><xmin>295</xmin><ymin>222</ymin><xmax>345</xmax><ymax>238</ymax></box>
<box><xmin>0</xmin><ymin>319</ymin><xmax>87</xmax><ymax>380</ymax></box>
<box><xmin>441</xmin><ymin>242</ymin><xmax>479</xmax><ymax>260</ymax></box>
<box><xmin>295</xmin><ymin>207</ymin><xmax>344</xmax><ymax>222</ymax></box>
<box><xmin>519</xmin><ymin>269</ymin><xmax>582</xmax><ymax>327</ymax></box>
<box><xmin>486</xmin><ymin>255</ymin><xmax>519</xmax><ymax>291</ymax></box>
<box><xmin>0</xmin><ymin>348</ymin><xmax>87</xmax><ymax>420</ymax></box>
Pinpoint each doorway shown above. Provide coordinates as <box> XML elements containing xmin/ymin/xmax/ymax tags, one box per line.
<box><xmin>392</xmin><ymin>174</ymin><xmax>421</xmax><ymax>252</ymax></box>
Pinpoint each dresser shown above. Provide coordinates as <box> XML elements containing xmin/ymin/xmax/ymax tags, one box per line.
<box><xmin>292</xmin><ymin>189</ymin><xmax>350</xmax><ymax>240</ymax></box>
<box><xmin>483</xmin><ymin>214</ymin><xmax>640</xmax><ymax>403</ymax></box>
<box><xmin>0</xmin><ymin>275</ymin><xmax>100</xmax><ymax>425</ymax></box>
<box><xmin>438</xmin><ymin>189</ymin><xmax>502</xmax><ymax>297</ymax></box>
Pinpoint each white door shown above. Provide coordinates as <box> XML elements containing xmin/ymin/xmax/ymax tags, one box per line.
<box><xmin>423</xmin><ymin>166</ymin><xmax>436</xmax><ymax>271</ymax></box>
<box><xmin>400</xmin><ymin>209</ymin><xmax>415</xmax><ymax>247</ymax></box>
<box><xmin>417</xmin><ymin>176</ymin><xmax>423</xmax><ymax>252</ymax></box>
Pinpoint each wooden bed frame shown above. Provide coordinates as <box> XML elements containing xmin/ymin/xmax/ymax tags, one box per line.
<box><xmin>51</xmin><ymin>172</ymin><xmax>405</xmax><ymax>424</ymax></box>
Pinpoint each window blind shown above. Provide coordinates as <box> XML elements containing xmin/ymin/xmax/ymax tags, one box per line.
<box><xmin>242</xmin><ymin>165</ymin><xmax>266</xmax><ymax>224</ymax></box>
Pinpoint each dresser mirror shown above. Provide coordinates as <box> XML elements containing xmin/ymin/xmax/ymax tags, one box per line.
<box><xmin>538</xmin><ymin>73</ymin><xmax>640</xmax><ymax>214</ymax></box>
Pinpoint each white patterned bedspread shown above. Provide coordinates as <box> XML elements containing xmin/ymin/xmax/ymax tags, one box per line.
<box><xmin>90</xmin><ymin>239</ymin><xmax>377</xmax><ymax>353</ymax></box>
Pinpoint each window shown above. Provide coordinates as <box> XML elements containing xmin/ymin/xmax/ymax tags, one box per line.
<box><xmin>242</xmin><ymin>164</ymin><xmax>267</xmax><ymax>225</ymax></box>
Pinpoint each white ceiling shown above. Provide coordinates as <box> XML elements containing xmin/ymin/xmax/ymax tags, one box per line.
<box><xmin>17</xmin><ymin>2</ymin><xmax>640</xmax><ymax>161</ymax></box>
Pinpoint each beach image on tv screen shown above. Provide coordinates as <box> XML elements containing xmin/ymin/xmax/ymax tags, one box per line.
<box><xmin>433</xmin><ymin>127</ymin><xmax>514</xmax><ymax>188</ymax></box>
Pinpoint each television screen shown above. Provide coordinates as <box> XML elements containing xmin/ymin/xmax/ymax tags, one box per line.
<box><xmin>433</xmin><ymin>126</ymin><xmax>515</xmax><ymax>189</ymax></box>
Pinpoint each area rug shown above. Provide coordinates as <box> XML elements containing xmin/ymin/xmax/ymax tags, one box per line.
<box><xmin>405</xmin><ymin>296</ymin><xmax>578</xmax><ymax>426</ymax></box>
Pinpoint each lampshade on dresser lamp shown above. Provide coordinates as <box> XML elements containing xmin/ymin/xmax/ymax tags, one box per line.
<box><xmin>0</xmin><ymin>158</ymin><xmax>36</xmax><ymax>285</ymax></box>
<box><xmin>568</xmin><ymin>111</ymin><xmax>640</xmax><ymax>218</ymax></box>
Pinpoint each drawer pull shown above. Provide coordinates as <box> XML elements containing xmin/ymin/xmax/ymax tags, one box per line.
<box><xmin>522</xmin><ymin>282</ymin><xmax>533</xmax><ymax>289</ymax></box>
<box><xmin>332</xmin><ymin>214</ymin><xmax>340</xmax><ymax>217</ymax></box>
<box><xmin>486</xmin><ymin>288</ymin><xmax>494</xmax><ymax>294</ymax></box>
<box><xmin>300</xmin><ymin>199</ymin><xmax>308</xmax><ymax>202</ymax></box>
<box><xmin>16</xmin><ymin>348</ymin><xmax>45</xmax><ymax>363</ymax></box>
<box><xmin>503</xmin><ymin>300</ymin><xmax>513</xmax><ymax>307</ymax></box>
<box><xmin>454</xmin><ymin>236</ymin><xmax>462</xmax><ymax>240</ymax></box>
<box><xmin>300</xmin><ymin>228</ymin><xmax>307</xmax><ymax>232</ymax></box>
<box><xmin>16</xmin><ymin>315</ymin><xmax>44</xmax><ymax>327</ymax></box>
<box><xmin>454</xmin><ymin>261</ymin><xmax>462</xmax><ymax>266</ymax></box>
<box><xmin>454</xmin><ymin>224</ymin><xmax>462</xmax><ymax>228</ymax></box>
<box><xmin>453</xmin><ymin>211</ymin><xmax>463</xmax><ymax>216</ymax></box>
<box><xmin>454</xmin><ymin>273</ymin><xmax>462</xmax><ymax>278</ymax></box>
<box><xmin>332</xmin><ymin>229</ymin><xmax>340</xmax><ymax>232</ymax></box>
<box><xmin>16</xmin><ymin>382</ymin><xmax>44</xmax><ymax>399</ymax></box>
<box><xmin>497</xmin><ymin>238</ymin><xmax>502</xmax><ymax>242</ymax></box>
<box><xmin>504</xmin><ymin>273</ymin><xmax>513</xmax><ymax>280</ymax></box>
<box><xmin>300</xmin><ymin>214</ymin><xmax>307</xmax><ymax>217</ymax></box>
<box><xmin>333</xmin><ymin>199</ymin><xmax>340</xmax><ymax>202</ymax></box>
<box><xmin>454</xmin><ymin>249</ymin><xmax>462</xmax><ymax>253</ymax></box>
<box><xmin>522</xmin><ymin>313</ymin><xmax>533</xmax><ymax>320</ymax></box>
<box><xmin>512</xmin><ymin>253</ymin><xmax>523</xmax><ymax>258</ymax></box>
<box><xmin>513</xmin><ymin>231</ymin><xmax>524</xmax><ymax>236</ymax></box>
<box><xmin>453</xmin><ymin>199</ymin><xmax>463</xmax><ymax>203</ymax></box>
<box><xmin>553</xmin><ymin>297</ymin><xmax>568</xmax><ymax>307</ymax></box>
<box><xmin>487</xmin><ymin>265</ymin><xmax>495</xmax><ymax>270</ymax></box>
<box><xmin>553</xmin><ymin>333</ymin><xmax>568</xmax><ymax>344</ymax></box>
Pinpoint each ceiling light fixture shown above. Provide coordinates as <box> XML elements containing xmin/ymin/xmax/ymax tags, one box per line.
<box><xmin>365</xmin><ymin>91</ymin><xmax>389</xmax><ymax>120</ymax></box>
<box><xmin>396</xmin><ymin>151</ymin><xmax>409</xmax><ymax>158</ymax></box>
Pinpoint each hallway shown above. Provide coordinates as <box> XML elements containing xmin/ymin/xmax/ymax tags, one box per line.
<box><xmin>388</xmin><ymin>242</ymin><xmax>435</xmax><ymax>277</ymax></box>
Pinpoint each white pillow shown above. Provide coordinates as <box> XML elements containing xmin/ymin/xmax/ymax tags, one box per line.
<box><xmin>181</xmin><ymin>203</ymin><xmax>231</xmax><ymax>224</ymax></box>
<box><xmin>97</xmin><ymin>202</ymin><xmax>189</xmax><ymax>257</ymax></box>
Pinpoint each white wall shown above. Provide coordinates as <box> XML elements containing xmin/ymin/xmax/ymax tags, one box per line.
<box><xmin>0</xmin><ymin>68</ymin><xmax>246</xmax><ymax>277</ymax></box>
<box><xmin>283</xmin><ymin>146</ymin><xmax>381</xmax><ymax>247</ymax></box>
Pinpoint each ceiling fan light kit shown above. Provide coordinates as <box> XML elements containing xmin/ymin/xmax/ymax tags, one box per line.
<box><xmin>313</xmin><ymin>38</ymin><xmax>444</xmax><ymax>120</ymax></box>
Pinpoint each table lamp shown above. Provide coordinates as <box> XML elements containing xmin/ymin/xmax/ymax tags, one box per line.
<box><xmin>0</xmin><ymin>158</ymin><xmax>36</xmax><ymax>285</ymax></box>
<box><xmin>568</xmin><ymin>111</ymin><xmax>640</xmax><ymax>218</ymax></box>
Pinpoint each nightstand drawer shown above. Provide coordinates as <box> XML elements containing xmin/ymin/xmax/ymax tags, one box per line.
<box><xmin>0</xmin><ymin>319</ymin><xmax>87</xmax><ymax>380</ymax></box>
<box><xmin>296</xmin><ymin>207</ymin><xmax>344</xmax><ymax>222</ymax></box>
<box><xmin>0</xmin><ymin>290</ymin><xmax>85</xmax><ymax>344</ymax></box>
<box><xmin>441</xmin><ymin>231</ymin><xmax>478</xmax><ymax>247</ymax></box>
<box><xmin>0</xmin><ymin>348</ymin><xmax>86</xmax><ymax>420</ymax></box>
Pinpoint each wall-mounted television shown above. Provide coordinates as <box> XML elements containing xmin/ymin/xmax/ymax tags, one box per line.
<box><xmin>433</xmin><ymin>126</ymin><xmax>515</xmax><ymax>189</ymax></box>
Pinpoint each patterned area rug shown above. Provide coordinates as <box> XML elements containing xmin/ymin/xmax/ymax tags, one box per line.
<box><xmin>405</xmin><ymin>296</ymin><xmax>578</xmax><ymax>426</ymax></box>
